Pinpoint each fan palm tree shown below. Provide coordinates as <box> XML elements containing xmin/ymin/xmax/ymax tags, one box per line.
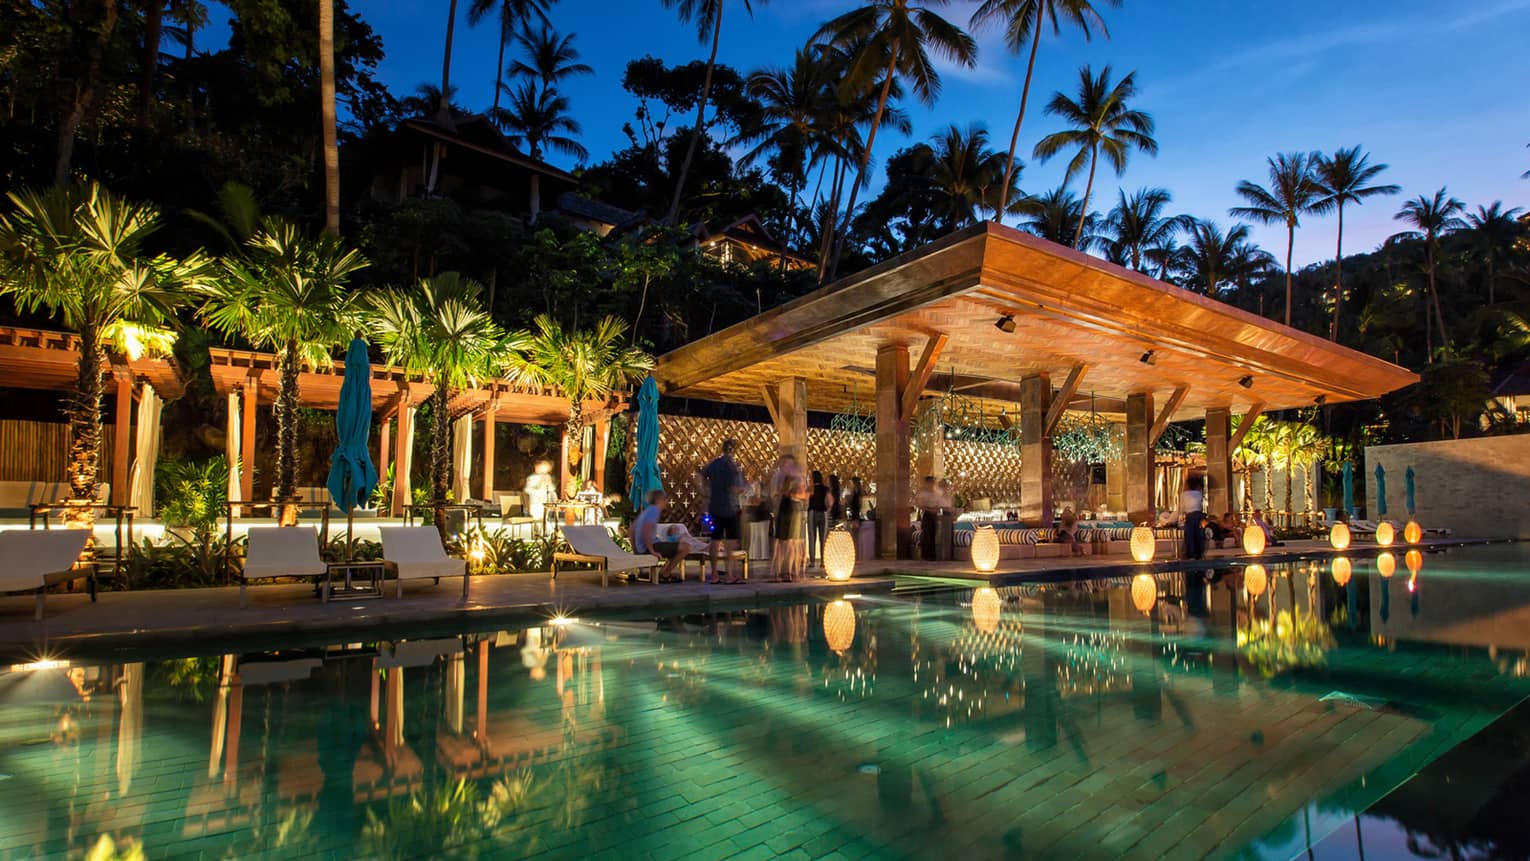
<box><xmin>967</xmin><ymin>0</ymin><xmax>1119</xmax><ymax>223</ymax></box>
<box><xmin>493</xmin><ymin>83</ymin><xmax>586</xmax><ymax>218</ymax></box>
<box><xmin>1229</xmin><ymin>151</ymin><xmax>1323</xmax><ymax>326</ymax></box>
<box><xmin>1464</xmin><ymin>201</ymin><xmax>1526</xmax><ymax>305</ymax></box>
<box><xmin>466</xmin><ymin>0</ymin><xmax>553</xmax><ymax>115</ymax></box>
<box><xmin>198</xmin><ymin>221</ymin><xmax>367</xmax><ymax>512</ymax></box>
<box><xmin>1312</xmin><ymin>147</ymin><xmax>1398</xmax><ymax>340</ymax></box>
<box><xmin>1180</xmin><ymin>219</ymin><xmax>1271</xmax><ymax>295</ymax></box>
<box><xmin>368</xmin><ymin>273</ymin><xmax>514</xmax><ymax>519</ymax></box>
<box><xmin>1102</xmin><ymin>187</ymin><xmax>1179</xmax><ymax>272</ymax></box>
<box><xmin>319</xmin><ymin>0</ymin><xmax>339</xmax><ymax>234</ymax></box>
<box><xmin>0</xmin><ymin>182</ymin><xmax>208</xmax><ymax>516</ymax></box>
<box><xmin>663</xmin><ymin>0</ymin><xmax>765</xmax><ymax>226</ymax></box>
<box><xmin>815</xmin><ymin>0</ymin><xmax>978</xmax><ymax>277</ymax></box>
<box><xmin>1393</xmin><ymin>188</ymin><xmax>1467</xmax><ymax>357</ymax></box>
<box><xmin>1032</xmin><ymin>65</ymin><xmax>1156</xmax><ymax>248</ymax></box>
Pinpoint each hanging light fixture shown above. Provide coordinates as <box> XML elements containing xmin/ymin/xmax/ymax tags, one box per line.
<box><xmin>1375</xmin><ymin>521</ymin><xmax>1395</xmax><ymax>547</ymax></box>
<box><xmin>1331</xmin><ymin>557</ymin><xmax>1352</xmax><ymax>587</ymax></box>
<box><xmin>1245</xmin><ymin>563</ymin><xmax>1268</xmax><ymax>597</ymax></box>
<box><xmin>1130</xmin><ymin>526</ymin><xmax>1156</xmax><ymax>563</ymax></box>
<box><xmin>971</xmin><ymin>525</ymin><xmax>1001</xmax><ymax>573</ymax></box>
<box><xmin>1329</xmin><ymin>522</ymin><xmax>1351</xmax><ymax>551</ymax></box>
<box><xmin>824</xmin><ymin>530</ymin><xmax>856</xmax><ymax>582</ymax></box>
<box><xmin>823</xmin><ymin>600</ymin><xmax>856</xmax><ymax>654</ymax></box>
<box><xmin>1376</xmin><ymin>552</ymin><xmax>1396</xmax><ymax>578</ymax></box>
<box><xmin>1131</xmin><ymin>573</ymin><xmax>1157</xmax><ymax>614</ymax></box>
<box><xmin>971</xmin><ymin>587</ymin><xmax>1001</xmax><ymax>634</ymax></box>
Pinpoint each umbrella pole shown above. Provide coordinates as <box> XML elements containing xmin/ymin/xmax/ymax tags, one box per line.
<box><xmin>347</xmin><ymin>509</ymin><xmax>355</xmax><ymax>563</ymax></box>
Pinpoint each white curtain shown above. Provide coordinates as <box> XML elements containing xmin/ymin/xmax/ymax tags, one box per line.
<box><xmin>127</xmin><ymin>385</ymin><xmax>162</xmax><ymax>515</ymax></box>
<box><xmin>226</xmin><ymin>392</ymin><xmax>242</xmax><ymax>517</ymax></box>
<box><xmin>396</xmin><ymin>405</ymin><xmax>415</xmax><ymax>508</ymax></box>
<box><xmin>452</xmin><ymin>414</ymin><xmax>473</xmax><ymax>502</ymax></box>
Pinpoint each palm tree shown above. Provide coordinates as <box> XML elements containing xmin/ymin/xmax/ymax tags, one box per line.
<box><xmin>663</xmin><ymin>0</ymin><xmax>765</xmax><ymax>226</ymax></box>
<box><xmin>1016</xmin><ymin>186</ymin><xmax>1093</xmax><ymax>247</ymax></box>
<box><xmin>198</xmin><ymin>221</ymin><xmax>367</xmax><ymax>512</ymax></box>
<box><xmin>815</xmin><ymin>0</ymin><xmax>978</xmax><ymax>277</ymax></box>
<box><xmin>1312</xmin><ymin>147</ymin><xmax>1398</xmax><ymax>340</ymax></box>
<box><xmin>368</xmin><ymin>273</ymin><xmax>513</xmax><ymax>520</ymax></box>
<box><xmin>493</xmin><ymin>83</ymin><xmax>586</xmax><ymax>219</ymax></box>
<box><xmin>506</xmin><ymin>315</ymin><xmax>653</xmax><ymax>494</ymax></box>
<box><xmin>925</xmin><ymin>123</ymin><xmax>1015</xmax><ymax>227</ymax></box>
<box><xmin>1464</xmin><ymin>201</ymin><xmax>1526</xmax><ymax>305</ymax></box>
<box><xmin>0</xmin><ymin>182</ymin><xmax>208</xmax><ymax>516</ymax></box>
<box><xmin>1102</xmin><ymin>187</ymin><xmax>1178</xmax><ymax>272</ymax></box>
<box><xmin>438</xmin><ymin>0</ymin><xmax>462</xmax><ymax>125</ymax></box>
<box><xmin>1393</xmin><ymin>188</ymin><xmax>1467</xmax><ymax>357</ymax></box>
<box><xmin>738</xmin><ymin>49</ymin><xmax>841</xmax><ymax>211</ymax></box>
<box><xmin>1229</xmin><ymin>151</ymin><xmax>1323</xmax><ymax>326</ymax></box>
<box><xmin>1032</xmin><ymin>65</ymin><xmax>1157</xmax><ymax>247</ymax></box>
<box><xmin>466</xmin><ymin>0</ymin><xmax>553</xmax><ymax>116</ymax></box>
<box><xmin>165</xmin><ymin>0</ymin><xmax>208</xmax><ymax>132</ymax></box>
<box><xmin>507</xmin><ymin>24</ymin><xmax>592</xmax><ymax>90</ymax></box>
<box><xmin>1179</xmin><ymin>219</ymin><xmax>1271</xmax><ymax>295</ymax></box>
<box><xmin>319</xmin><ymin>0</ymin><xmax>340</xmax><ymax>234</ymax></box>
<box><xmin>967</xmin><ymin>0</ymin><xmax>1119</xmax><ymax>223</ymax></box>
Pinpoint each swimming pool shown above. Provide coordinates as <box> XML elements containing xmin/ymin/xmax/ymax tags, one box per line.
<box><xmin>3</xmin><ymin>544</ymin><xmax>1528</xmax><ymax>860</ymax></box>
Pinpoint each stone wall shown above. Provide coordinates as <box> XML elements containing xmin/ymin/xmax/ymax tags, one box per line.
<box><xmin>1366</xmin><ymin>434</ymin><xmax>1530</xmax><ymax>538</ymax></box>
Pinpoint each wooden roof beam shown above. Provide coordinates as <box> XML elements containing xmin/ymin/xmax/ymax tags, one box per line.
<box><xmin>1149</xmin><ymin>384</ymin><xmax>1190</xmax><ymax>445</ymax></box>
<box><xmin>901</xmin><ymin>333</ymin><xmax>948</xmax><ymax>423</ymax></box>
<box><xmin>1044</xmin><ymin>364</ymin><xmax>1087</xmax><ymax>435</ymax></box>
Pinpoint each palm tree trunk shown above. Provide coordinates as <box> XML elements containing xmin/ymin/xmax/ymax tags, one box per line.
<box><xmin>666</xmin><ymin>4</ymin><xmax>723</xmax><ymax>225</ymax></box>
<box><xmin>1426</xmin><ymin>245</ymin><xmax>1451</xmax><ymax>354</ymax></box>
<box><xmin>829</xmin><ymin>45</ymin><xmax>900</xmax><ymax>281</ymax></box>
<box><xmin>1073</xmin><ymin>143</ymin><xmax>1099</xmax><ymax>248</ymax></box>
<box><xmin>137</xmin><ymin>0</ymin><xmax>163</xmax><ymax>132</ymax></box>
<box><xmin>1283</xmin><ymin>223</ymin><xmax>1295</xmax><ymax>327</ymax></box>
<box><xmin>429</xmin><ymin>384</ymin><xmax>451</xmax><ymax>534</ymax></box>
<box><xmin>437</xmin><ymin>0</ymin><xmax>460</xmax><ymax>126</ymax></box>
<box><xmin>491</xmin><ymin>14</ymin><xmax>508</xmax><ymax>115</ymax></box>
<box><xmin>1329</xmin><ymin>203</ymin><xmax>1344</xmax><ymax>340</ymax></box>
<box><xmin>55</xmin><ymin>0</ymin><xmax>119</xmax><ymax>185</ymax></box>
<box><xmin>319</xmin><ymin>0</ymin><xmax>340</xmax><ymax>235</ymax></box>
<box><xmin>184</xmin><ymin>20</ymin><xmax>195</xmax><ymax>133</ymax></box>
<box><xmin>1488</xmin><ymin>258</ymin><xmax>1496</xmax><ymax>305</ymax></box>
<box><xmin>276</xmin><ymin>339</ymin><xmax>301</xmax><ymax>504</ymax></box>
<box><xmin>66</xmin><ymin>326</ymin><xmax>105</xmax><ymax>523</ymax></box>
<box><xmin>995</xmin><ymin>24</ymin><xmax>1043</xmax><ymax>223</ymax></box>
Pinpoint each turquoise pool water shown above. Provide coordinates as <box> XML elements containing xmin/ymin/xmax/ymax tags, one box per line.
<box><xmin>4</xmin><ymin>544</ymin><xmax>1530</xmax><ymax>860</ymax></box>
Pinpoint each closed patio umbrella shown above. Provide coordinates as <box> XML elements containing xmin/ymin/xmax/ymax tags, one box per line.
<box><xmin>629</xmin><ymin>375</ymin><xmax>662</xmax><ymax>512</ymax></box>
<box><xmin>1374</xmin><ymin>463</ymin><xmax>1388</xmax><ymax>517</ymax></box>
<box><xmin>327</xmin><ymin>337</ymin><xmax>379</xmax><ymax>559</ymax></box>
<box><xmin>1405</xmin><ymin>466</ymin><xmax>1416</xmax><ymax>516</ymax></box>
<box><xmin>1342</xmin><ymin>461</ymin><xmax>1355</xmax><ymax>518</ymax></box>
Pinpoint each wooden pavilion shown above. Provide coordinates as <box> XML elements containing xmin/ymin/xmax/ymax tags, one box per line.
<box><xmin>654</xmin><ymin>222</ymin><xmax>1418</xmax><ymax>559</ymax></box>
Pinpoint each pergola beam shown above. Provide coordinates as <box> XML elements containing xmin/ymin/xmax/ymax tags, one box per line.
<box><xmin>1149</xmin><ymin>384</ymin><xmax>1190</xmax><ymax>446</ymax></box>
<box><xmin>1044</xmin><ymin>364</ymin><xmax>1087</xmax><ymax>435</ymax></box>
<box><xmin>1228</xmin><ymin>401</ymin><xmax>1266</xmax><ymax>453</ymax></box>
<box><xmin>760</xmin><ymin>384</ymin><xmax>782</xmax><ymax>428</ymax></box>
<box><xmin>900</xmin><ymin>333</ymin><xmax>948</xmax><ymax>423</ymax></box>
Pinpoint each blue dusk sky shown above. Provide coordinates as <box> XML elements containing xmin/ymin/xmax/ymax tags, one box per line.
<box><xmin>229</xmin><ymin>0</ymin><xmax>1530</xmax><ymax>266</ymax></box>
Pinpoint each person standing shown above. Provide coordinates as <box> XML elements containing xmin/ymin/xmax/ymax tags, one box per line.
<box><xmin>769</xmin><ymin>454</ymin><xmax>806</xmax><ymax>581</ymax></box>
<box><xmin>807</xmin><ymin>470</ymin><xmax>831</xmax><ymax>570</ymax></box>
<box><xmin>702</xmin><ymin>439</ymin><xmax>745</xmax><ymax>584</ymax></box>
<box><xmin>1180</xmin><ymin>475</ymin><xmax>1206</xmax><ymax>560</ymax></box>
<box><xmin>845</xmin><ymin>476</ymin><xmax>864</xmax><ymax>522</ymax></box>
<box><xmin>915</xmin><ymin>476</ymin><xmax>940</xmax><ymax>562</ymax></box>
<box><xmin>828</xmin><ymin>473</ymin><xmax>843</xmax><ymax>527</ymax></box>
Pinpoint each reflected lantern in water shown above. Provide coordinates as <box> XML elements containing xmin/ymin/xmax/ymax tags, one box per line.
<box><xmin>1131</xmin><ymin>573</ymin><xmax>1157</xmax><ymax>614</ymax></box>
<box><xmin>1242</xmin><ymin>525</ymin><xmax>1265</xmax><ymax>555</ymax></box>
<box><xmin>971</xmin><ymin>587</ymin><xmax>1001</xmax><ymax>634</ymax></box>
<box><xmin>1405</xmin><ymin>549</ymin><xmax>1424</xmax><ymax>575</ymax></box>
<box><xmin>1376</xmin><ymin>552</ymin><xmax>1396</xmax><ymax>578</ymax></box>
<box><xmin>971</xmin><ymin>525</ymin><xmax>1000</xmax><ymax>573</ymax></box>
<box><xmin>1375</xmin><ymin>521</ymin><xmax>1395</xmax><ymax>547</ymax></box>
<box><xmin>1329</xmin><ymin>522</ymin><xmax>1351</xmax><ymax>551</ymax></box>
<box><xmin>823</xmin><ymin>600</ymin><xmax>856</xmax><ymax>654</ymax></box>
<box><xmin>824</xmin><ymin>530</ymin><xmax>855</xmax><ymax>582</ymax></box>
<box><xmin>1404</xmin><ymin>520</ymin><xmax>1423</xmax><ymax>544</ymax></box>
<box><xmin>1331</xmin><ymin>557</ymin><xmax>1352</xmax><ymax>586</ymax></box>
<box><xmin>1244</xmin><ymin>563</ymin><xmax>1268</xmax><ymax>598</ymax></box>
<box><xmin>1130</xmin><ymin>526</ymin><xmax>1156</xmax><ymax>562</ymax></box>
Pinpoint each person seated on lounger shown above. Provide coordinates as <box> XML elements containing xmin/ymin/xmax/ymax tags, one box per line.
<box><xmin>632</xmin><ymin>490</ymin><xmax>684</xmax><ymax>581</ymax></box>
<box><xmin>1219</xmin><ymin>512</ymin><xmax>1244</xmax><ymax>547</ymax></box>
<box><xmin>1251</xmin><ymin>509</ymin><xmax>1283</xmax><ymax>546</ymax></box>
<box><xmin>1057</xmin><ymin>506</ymin><xmax>1085</xmax><ymax>556</ymax></box>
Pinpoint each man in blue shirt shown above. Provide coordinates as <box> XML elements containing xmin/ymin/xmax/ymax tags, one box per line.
<box><xmin>701</xmin><ymin>438</ymin><xmax>745</xmax><ymax>583</ymax></box>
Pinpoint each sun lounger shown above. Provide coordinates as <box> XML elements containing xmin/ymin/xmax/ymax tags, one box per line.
<box><xmin>241</xmin><ymin>526</ymin><xmax>327</xmax><ymax>607</ymax></box>
<box><xmin>552</xmin><ymin>525</ymin><xmax>660</xmax><ymax>587</ymax></box>
<box><xmin>377</xmin><ymin>526</ymin><xmax>470</xmax><ymax>600</ymax></box>
<box><xmin>0</xmin><ymin>528</ymin><xmax>92</xmax><ymax>620</ymax></box>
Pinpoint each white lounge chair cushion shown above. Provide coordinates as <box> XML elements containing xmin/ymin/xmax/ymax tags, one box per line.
<box><xmin>0</xmin><ymin>529</ymin><xmax>89</xmax><ymax>593</ymax></box>
<box><xmin>243</xmin><ymin>526</ymin><xmax>326</xmax><ymax>581</ymax></box>
<box><xmin>561</xmin><ymin>525</ymin><xmax>660</xmax><ymax>573</ymax></box>
<box><xmin>379</xmin><ymin>526</ymin><xmax>467</xmax><ymax>581</ymax></box>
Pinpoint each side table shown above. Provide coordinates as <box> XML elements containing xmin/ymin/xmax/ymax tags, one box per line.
<box><xmin>323</xmin><ymin>561</ymin><xmax>385</xmax><ymax>602</ymax></box>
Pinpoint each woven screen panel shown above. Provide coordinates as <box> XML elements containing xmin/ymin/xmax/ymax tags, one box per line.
<box><xmin>944</xmin><ymin>438</ymin><xmax>1024</xmax><ymax>507</ymax></box>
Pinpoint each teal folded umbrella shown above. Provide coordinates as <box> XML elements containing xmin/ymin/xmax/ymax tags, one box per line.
<box><xmin>629</xmin><ymin>375</ymin><xmax>663</xmax><ymax>512</ymax></box>
<box><xmin>327</xmin><ymin>337</ymin><xmax>379</xmax><ymax>522</ymax></box>
<box><xmin>1374</xmin><ymin>464</ymin><xmax>1388</xmax><ymax>517</ymax></box>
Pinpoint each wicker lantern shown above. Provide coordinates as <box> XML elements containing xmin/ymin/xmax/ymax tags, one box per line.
<box><xmin>1242</xmin><ymin>525</ymin><xmax>1265</xmax><ymax>556</ymax></box>
<box><xmin>1404</xmin><ymin>520</ymin><xmax>1422</xmax><ymax>545</ymax></box>
<box><xmin>1375</xmin><ymin>521</ymin><xmax>1395</xmax><ymax>547</ymax></box>
<box><xmin>1244</xmin><ymin>563</ymin><xmax>1268</xmax><ymax>598</ymax></box>
<box><xmin>1131</xmin><ymin>573</ymin><xmax>1157</xmax><ymax>614</ymax></box>
<box><xmin>823</xmin><ymin>600</ymin><xmax>856</xmax><ymax>654</ymax></box>
<box><xmin>1329</xmin><ymin>522</ymin><xmax>1351</xmax><ymax>551</ymax></box>
<box><xmin>1376</xmin><ymin>552</ymin><xmax>1396</xmax><ymax>578</ymax></box>
<box><xmin>971</xmin><ymin>525</ymin><xmax>1001</xmax><ymax>573</ymax></box>
<box><xmin>971</xmin><ymin>587</ymin><xmax>1001</xmax><ymax>634</ymax></box>
<box><xmin>1405</xmin><ymin>549</ymin><xmax>1423</xmax><ymax>575</ymax></box>
<box><xmin>824</xmin><ymin>530</ymin><xmax>856</xmax><ymax>582</ymax></box>
<box><xmin>1331</xmin><ymin>556</ymin><xmax>1352</xmax><ymax>587</ymax></box>
<box><xmin>1130</xmin><ymin>526</ymin><xmax>1156</xmax><ymax>563</ymax></box>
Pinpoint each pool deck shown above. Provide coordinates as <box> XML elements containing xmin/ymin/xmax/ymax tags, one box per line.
<box><xmin>0</xmin><ymin>536</ymin><xmax>1498</xmax><ymax>659</ymax></box>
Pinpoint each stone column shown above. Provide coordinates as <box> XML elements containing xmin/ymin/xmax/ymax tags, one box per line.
<box><xmin>111</xmin><ymin>371</ymin><xmax>133</xmax><ymax>506</ymax></box>
<box><xmin>1019</xmin><ymin>373</ymin><xmax>1053</xmax><ymax>525</ymax></box>
<box><xmin>1105</xmin><ymin>448</ymin><xmax>1125</xmax><ymax>513</ymax></box>
<box><xmin>1125</xmin><ymin>393</ymin><xmax>1155</xmax><ymax>525</ymax></box>
<box><xmin>775</xmin><ymin>378</ymin><xmax>808</xmax><ymax>462</ymax></box>
<box><xmin>1205</xmin><ymin>407</ymin><xmax>1233</xmax><ymax>518</ymax></box>
<box><xmin>875</xmin><ymin>345</ymin><xmax>911</xmax><ymax>559</ymax></box>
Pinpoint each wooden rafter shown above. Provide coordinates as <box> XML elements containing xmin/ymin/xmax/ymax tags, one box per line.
<box><xmin>900</xmin><ymin>333</ymin><xmax>948</xmax><ymax>423</ymax></box>
<box><xmin>1227</xmin><ymin>402</ymin><xmax>1266</xmax><ymax>453</ymax></box>
<box><xmin>1149</xmin><ymin>384</ymin><xmax>1190</xmax><ymax>445</ymax></box>
<box><xmin>1044</xmin><ymin>364</ymin><xmax>1087</xmax><ymax>435</ymax></box>
<box><xmin>760</xmin><ymin>384</ymin><xmax>783</xmax><ymax>429</ymax></box>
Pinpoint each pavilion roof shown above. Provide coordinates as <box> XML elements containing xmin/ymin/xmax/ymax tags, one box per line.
<box><xmin>654</xmin><ymin>223</ymin><xmax>1418</xmax><ymax>420</ymax></box>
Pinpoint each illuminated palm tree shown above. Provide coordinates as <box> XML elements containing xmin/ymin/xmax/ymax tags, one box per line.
<box><xmin>1312</xmin><ymin>147</ymin><xmax>1398</xmax><ymax>339</ymax></box>
<box><xmin>1032</xmin><ymin>65</ymin><xmax>1157</xmax><ymax>247</ymax></box>
<box><xmin>967</xmin><ymin>0</ymin><xmax>1119</xmax><ymax>223</ymax></box>
<box><xmin>1230</xmin><ymin>151</ymin><xmax>1322</xmax><ymax>326</ymax></box>
<box><xmin>1102</xmin><ymin>187</ymin><xmax>1179</xmax><ymax>272</ymax></box>
<box><xmin>318</xmin><ymin>0</ymin><xmax>339</xmax><ymax>234</ymax></box>
<box><xmin>1393</xmin><ymin>188</ymin><xmax>1466</xmax><ymax>357</ymax></box>
<box><xmin>466</xmin><ymin>0</ymin><xmax>553</xmax><ymax>115</ymax></box>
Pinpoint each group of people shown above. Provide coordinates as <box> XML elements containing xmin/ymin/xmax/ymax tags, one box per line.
<box><xmin>1177</xmin><ymin>475</ymin><xmax>1280</xmax><ymax>559</ymax></box>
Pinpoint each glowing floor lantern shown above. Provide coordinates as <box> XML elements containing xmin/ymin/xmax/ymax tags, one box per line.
<box><xmin>1329</xmin><ymin>522</ymin><xmax>1351</xmax><ymax>551</ymax></box>
<box><xmin>1130</xmin><ymin>526</ymin><xmax>1156</xmax><ymax>563</ymax></box>
<box><xmin>1375</xmin><ymin>521</ymin><xmax>1395</xmax><ymax>547</ymax></box>
<box><xmin>1376</xmin><ymin>552</ymin><xmax>1396</xmax><ymax>578</ymax></box>
<box><xmin>1242</xmin><ymin>525</ymin><xmax>1266</xmax><ymax>556</ymax></box>
<box><xmin>972</xmin><ymin>587</ymin><xmax>1001</xmax><ymax>634</ymax></box>
<box><xmin>1404</xmin><ymin>520</ymin><xmax>1423</xmax><ymax>545</ymax></box>
<box><xmin>1245</xmin><ymin>563</ymin><xmax>1268</xmax><ymax>598</ymax></box>
<box><xmin>971</xmin><ymin>525</ymin><xmax>1001</xmax><ymax>573</ymax></box>
<box><xmin>1331</xmin><ymin>557</ymin><xmax>1352</xmax><ymax>587</ymax></box>
<box><xmin>1405</xmin><ymin>549</ymin><xmax>1424</xmax><ymax>575</ymax></box>
<box><xmin>824</xmin><ymin>530</ymin><xmax>856</xmax><ymax>582</ymax></box>
<box><xmin>1131</xmin><ymin>573</ymin><xmax>1158</xmax><ymax>614</ymax></box>
<box><xmin>823</xmin><ymin>600</ymin><xmax>856</xmax><ymax>654</ymax></box>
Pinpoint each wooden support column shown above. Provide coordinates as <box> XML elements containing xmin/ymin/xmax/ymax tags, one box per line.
<box><xmin>240</xmin><ymin>372</ymin><xmax>259</xmax><ymax>505</ymax></box>
<box><xmin>1125</xmin><ymin>393</ymin><xmax>1155</xmax><ymax>525</ymax></box>
<box><xmin>110</xmin><ymin>370</ymin><xmax>133</xmax><ymax>506</ymax></box>
<box><xmin>1019</xmin><ymin>373</ymin><xmax>1053</xmax><ymax>525</ymax></box>
<box><xmin>377</xmin><ymin>414</ymin><xmax>392</xmax><ymax>490</ymax></box>
<box><xmin>1105</xmin><ymin>447</ymin><xmax>1125</xmax><ymax>513</ymax></box>
<box><xmin>591</xmin><ymin>417</ymin><xmax>610</xmax><ymax>492</ymax></box>
<box><xmin>390</xmin><ymin>394</ymin><xmax>415</xmax><ymax>516</ymax></box>
<box><xmin>1205</xmin><ymin>407</ymin><xmax>1234</xmax><ymax>517</ymax></box>
<box><xmin>764</xmin><ymin>378</ymin><xmax>807</xmax><ymax>462</ymax></box>
<box><xmin>875</xmin><ymin>345</ymin><xmax>911</xmax><ymax>559</ymax></box>
<box><xmin>480</xmin><ymin>403</ymin><xmax>497</xmax><ymax>502</ymax></box>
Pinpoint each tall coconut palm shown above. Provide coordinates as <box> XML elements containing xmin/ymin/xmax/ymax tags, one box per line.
<box><xmin>815</xmin><ymin>0</ymin><xmax>978</xmax><ymax>277</ymax></box>
<box><xmin>466</xmin><ymin>0</ymin><xmax>553</xmax><ymax>115</ymax></box>
<box><xmin>368</xmin><ymin>273</ymin><xmax>514</xmax><ymax>520</ymax></box>
<box><xmin>926</xmin><ymin>123</ymin><xmax>1015</xmax><ymax>227</ymax></box>
<box><xmin>1032</xmin><ymin>65</ymin><xmax>1156</xmax><ymax>248</ymax></box>
<box><xmin>1102</xmin><ymin>187</ymin><xmax>1178</xmax><ymax>272</ymax></box>
<box><xmin>1393</xmin><ymin>188</ymin><xmax>1466</xmax><ymax>357</ymax></box>
<box><xmin>198</xmin><ymin>221</ymin><xmax>367</xmax><ymax>510</ymax></box>
<box><xmin>1312</xmin><ymin>147</ymin><xmax>1397</xmax><ymax>340</ymax></box>
<box><xmin>0</xmin><ymin>182</ymin><xmax>208</xmax><ymax>516</ymax></box>
<box><xmin>438</xmin><ymin>0</ymin><xmax>462</xmax><ymax>125</ymax></box>
<box><xmin>1180</xmin><ymin>219</ymin><xmax>1272</xmax><ymax>295</ymax></box>
<box><xmin>663</xmin><ymin>0</ymin><xmax>766</xmax><ymax>226</ymax></box>
<box><xmin>493</xmin><ymin>82</ymin><xmax>587</xmax><ymax>219</ymax></box>
<box><xmin>318</xmin><ymin>0</ymin><xmax>340</xmax><ymax>234</ymax></box>
<box><xmin>507</xmin><ymin>24</ymin><xmax>592</xmax><ymax>90</ymax></box>
<box><xmin>968</xmin><ymin>0</ymin><xmax>1119</xmax><ymax>223</ymax></box>
<box><xmin>1229</xmin><ymin>151</ymin><xmax>1322</xmax><ymax>326</ymax></box>
<box><xmin>1464</xmin><ymin>201</ymin><xmax>1526</xmax><ymax>305</ymax></box>
<box><xmin>1016</xmin><ymin>186</ymin><xmax>1093</xmax><ymax>247</ymax></box>
<box><xmin>737</xmin><ymin>49</ymin><xmax>841</xmax><ymax>210</ymax></box>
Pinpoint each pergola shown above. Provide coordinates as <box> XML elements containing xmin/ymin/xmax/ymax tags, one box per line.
<box><xmin>654</xmin><ymin>223</ymin><xmax>1418</xmax><ymax>559</ymax></box>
